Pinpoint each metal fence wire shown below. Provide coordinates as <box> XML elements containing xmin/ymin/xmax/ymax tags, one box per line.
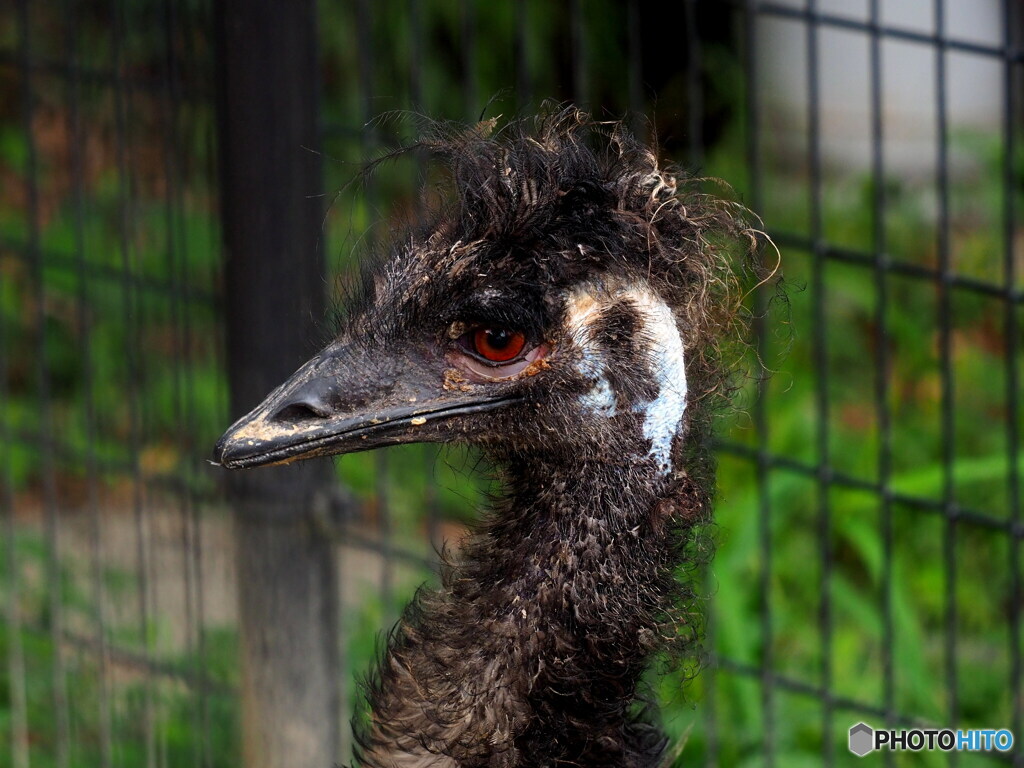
<box><xmin>1</xmin><ymin>1</ymin><xmax>1021</xmax><ymax>767</ymax></box>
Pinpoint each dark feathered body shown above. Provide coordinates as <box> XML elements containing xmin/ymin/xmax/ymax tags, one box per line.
<box><xmin>216</xmin><ymin>108</ymin><xmax>760</xmax><ymax>768</ymax></box>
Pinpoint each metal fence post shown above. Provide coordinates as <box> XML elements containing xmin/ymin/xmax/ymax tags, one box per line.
<box><xmin>214</xmin><ymin>2</ymin><xmax>338</xmax><ymax>767</ymax></box>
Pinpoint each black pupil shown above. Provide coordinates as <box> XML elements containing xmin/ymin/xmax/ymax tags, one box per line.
<box><xmin>485</xmin><ymin>329</ymin><xmax>511</xmax><ymax>349</ymax></box>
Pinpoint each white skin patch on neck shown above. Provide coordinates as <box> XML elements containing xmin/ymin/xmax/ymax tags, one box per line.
<box><xmin>626</xmin><ymin>287</ymin><xmax>687</xmax><ymax>476</ymax></box>
<box><xmin>563</xmin><ymin>282</ymin><xmax>687</xmax><ymax>475</ymax></box>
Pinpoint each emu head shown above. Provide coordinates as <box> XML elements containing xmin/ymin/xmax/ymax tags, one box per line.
<box><xmin>214</xmin><ymin>111</ymin><xmax>750</xmax><ymax>486</ymax></box>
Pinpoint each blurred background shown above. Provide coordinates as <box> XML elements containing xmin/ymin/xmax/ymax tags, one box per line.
<box><xmin>1</xmin><ymin>0</ymin><xmax>1021</xmax><ymax>766</ymax></box>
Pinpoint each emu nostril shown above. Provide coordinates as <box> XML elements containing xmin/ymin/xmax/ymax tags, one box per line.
<box><xmin>269</xmin><ymin>380</ymin><xmax>338</xmax><ymax>424</ymax></box>
<box><xmin>272</xmin><ymin>401</ymin><xmax>332</xmax><ymax>424</ymax></box>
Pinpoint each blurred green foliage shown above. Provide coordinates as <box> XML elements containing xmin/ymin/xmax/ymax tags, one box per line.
<box><xmin>0</xmin><ymin>528</ymin><xmax>238</xmax><ymax>768</ymax></box>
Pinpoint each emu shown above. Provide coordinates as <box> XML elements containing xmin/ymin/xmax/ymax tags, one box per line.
<box><xmin>214</xmin><ymin>109</ymin><xmax>756</xmax><ymax>768</ymax></box>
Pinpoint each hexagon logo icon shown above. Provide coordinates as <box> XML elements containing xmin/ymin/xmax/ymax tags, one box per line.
<box><xmin>849</xmin><ymin>722</ymin><xmax>874</xmax><ymax>757</ymax></box>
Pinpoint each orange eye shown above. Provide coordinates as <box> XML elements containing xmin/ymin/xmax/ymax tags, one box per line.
<box><xmin>472</xmin><ymin>328</ymin><xmax>527</xmax><ymax>362</ymax></box>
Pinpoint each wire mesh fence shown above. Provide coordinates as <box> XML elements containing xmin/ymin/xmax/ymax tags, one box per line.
<box><xmin>2</xmin><ymin>0</ymin><xmax>228</xmax><ymax>767</ymax></box>
<box><xmin>1</xmin><ymin>0</ymin><xmax>1021</xmax><ymax>766</ymax></box>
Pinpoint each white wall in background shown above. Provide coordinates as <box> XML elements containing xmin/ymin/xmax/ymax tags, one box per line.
<box><xmin>756</xmin><ymin>0</ymin><xmax>1003</xmax><ymax>177</ymax></box>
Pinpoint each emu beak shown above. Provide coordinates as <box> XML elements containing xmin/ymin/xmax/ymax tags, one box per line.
<box><xmin>212</xmin><ymin>342</ymin><xmax>521</xmax><ymax>469</ymax></box>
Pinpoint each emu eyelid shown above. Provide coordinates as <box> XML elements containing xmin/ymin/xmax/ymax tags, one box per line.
<box><xmin>449</xmin><ymin>344</ymin><xmax>547</xmax><ymax>382</ymax></box>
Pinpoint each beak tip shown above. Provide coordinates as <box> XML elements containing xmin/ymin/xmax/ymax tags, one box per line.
<box><xmin>212</xmin><ymin>420</ymin><xmax>291</xmax><ymax>470</ymax></box>
<box><xmin>211</xmin><ymin>432</ymin><xmax>235</xmax><ymax>469</ymax></box>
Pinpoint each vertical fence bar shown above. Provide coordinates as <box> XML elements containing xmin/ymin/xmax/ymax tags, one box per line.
<box><xmin>17</xmin><ymin>1</ymin><xmax>71</xmax><ymax>765</ymax></box>
<box><xmin>214</xmin><ymin>1</ymin><xmax>339</xmax><ymax>766</ymax></box>
<box><xmin>683</xmin><ymin>0</ymin><xmax>703</xmax><ymax>168</ymax></box>
<box><xmin>375</xmin><ymin>445</ymin><xmax>394</xmax><ymax>617</ymax></box>
<box><xmin>746</xmin><ymin>2</ymin><xmax>776</xmax><ymax>763</ymax></box>
<box><xmin>409</xmin><ymin>0</ymin><xmax>423</xmax><ymax>111</ymax></box>
<box><xmin>741</xmin><ymin>2</ymin><xmax>775</xmax><ymax>765</ymax></box>
<box><xmin>110</xmin><ymin>1</ymin><xmax>158</xmax><ymax>762</ymax></box>
<box><xmin>626</xmin><ymin>0</ymin><xmax>643</xmax><ymax>134</ymax></box>
<box><xmin>867</xmin><ymin>4</ymin><xmax>895</xmax><ymax>766</ymax></box>
<box><xmin>805</xmin><ymin>1</ymin><xmax>834</xmax><ymax>764</ymax></box>
<box><xmin>408</xmin><ymin>0</ymin><xmax>430</xmax><ymax>558</ymax></box>
<box><xmin>515</xmin><ymin>0</ymin><xmax>531</xmax><ymax>109</ymax></box>
<box><xmin>159</xmin><ymin>0</ymin><xmax>210</xmax><ymax>763</ymax></box>
<box><xmin>407</xmin><ymin>0</ymin><xmax>442</xmax><ymax>552</ymax></box>
<box><xmin>461</xmin><ymin>0</ymin><xmax>477</xmax><ymax>118</ymax></box>
<box><xmin>738</xmin><ymin>5</ymin><xmax>765</xmax><ymax>764</ymax></box>
<box><xmin>200</xmin><ymin>74</ymin><xmax>221</xmax><ymax>768</ymax></box>
<box><xmin>932</xmin><ymin>5</ymin><xmax>959</xmax><ymax>764</ymax></box>
<box><xmin>753</xmin><ymin>0</ymin><xmax>774</xmax><ymax>757</ymax></box>
<box><xmin>570</xmin><ymin>0</ymin><xmax>586</xmax><ymax>107</ymax></box>
<box><xmin>354</xmin><ymin>0</ymin><xmax>397</xmax><ymax>630</ymax></box>
<box><xmin>1003</xmin><ymin>2</ymin><xmax>1022</xmax><ymax>766</ymax></box>
<box><xmin>0</xmin><ymin>178</ymin><xmax>29</xmax><ymax>768</ymax></box>
<box><xmin>64</xmin><ymin>0</ymin><xmax>113</xmax><ymax>762</ymax></box>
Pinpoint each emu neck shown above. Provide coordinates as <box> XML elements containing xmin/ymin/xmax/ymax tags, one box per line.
<box><xmin>357</xmin><ymin>449</ymin><xmax>687</xmax><ymax>768</ymax></box>
<box><xmin>479</xmin><ymin>450</ymin><xmax>679</xmax><ymax>664</ymax></box>
<box><xmin>500</xmin><ymin>449</ymin><xmax>666</xmax><ymax>528</ymax></box>
<box><xmin>480</xmin><ymin>451</ymin><xmax>683</xmax><ymax>765</ymax></box>
<box><xmin>481</xmin><ymin>450</ymin><xmax>673</xmax><ymax>597</ymax></box>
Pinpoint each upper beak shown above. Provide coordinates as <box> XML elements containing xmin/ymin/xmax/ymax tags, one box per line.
<box><xmin>212</xmin><ymin>341</ymin><xmax>521</xmax><ymax>469</ymax></box>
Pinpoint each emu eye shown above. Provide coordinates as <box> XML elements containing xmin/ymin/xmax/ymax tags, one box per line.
<box><xmin>451</xmin><ymin>325</ymin><xmax>546</xmax><ymax>381</ymax></box>
<box><xmin>472</xmin><ymin>328</ymin><xmax>526</xmax><ymax>363</ymax></box>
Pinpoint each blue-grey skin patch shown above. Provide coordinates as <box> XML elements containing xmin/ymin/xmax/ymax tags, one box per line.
<box><xmin>577</xmin><ymin>349</ymin><xmax>617</xmax><ymax>417</ymax></box>
<box><xmin>564</xmin><ymin>282</ymin><xmax>687</xmax><ymax>475</ymax></box>
<box><xmin>565</xmin><ymin>287</ymin><xmax>618</xmax><ymax>418</ymax></box>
